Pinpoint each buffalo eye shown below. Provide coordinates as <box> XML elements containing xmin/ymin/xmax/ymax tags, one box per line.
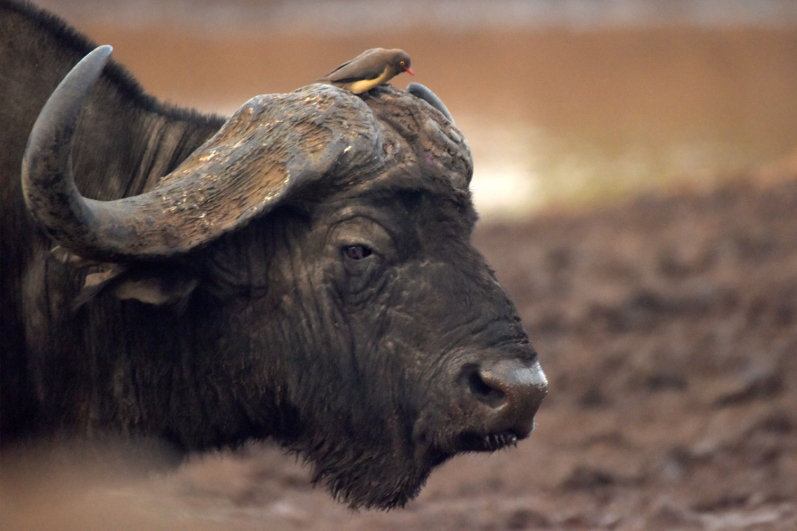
<box><xmin>343</xmin><ymin>244</ymin><xmax>372</xmax><ymax>261</ymax></box>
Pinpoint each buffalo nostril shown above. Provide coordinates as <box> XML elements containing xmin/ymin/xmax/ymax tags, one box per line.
<box><xmin>475</xmin><ymin>359</ymin><xmax>548</xmax><ymax>439</ymax></box>
<box><xmin>467</xmin><ymin>368</ymin><xmax>507</xmax><ymax>408</ymax></box>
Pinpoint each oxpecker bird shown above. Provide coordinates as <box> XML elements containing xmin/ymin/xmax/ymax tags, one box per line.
<box><xmin>318</xmin><ymin>48</ymin><xmax>414</xmax><ymax>94</ymax></box>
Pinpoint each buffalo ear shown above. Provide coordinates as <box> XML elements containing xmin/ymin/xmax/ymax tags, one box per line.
<box><xmin>111</xmin><ymin>272</ymin><xmax>198</xmax><ymax>306</ymax></box>
<box><xmin>72</xmin><ymin>263</ymin><xmax>197</xmax><ymax>309</ymax></box>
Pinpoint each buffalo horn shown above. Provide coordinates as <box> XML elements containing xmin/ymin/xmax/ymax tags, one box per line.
<box><xmin>407</xmin><ymin>83</ymin><xmax>455</xmax><ymax>124</ymax></box>
<box><xmin>22</xmin><ymin>46</ymin><xmax>381</xmax><ymax>261</ymax></box>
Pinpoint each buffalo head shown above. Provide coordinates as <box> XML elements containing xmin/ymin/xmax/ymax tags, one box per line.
<box><xmin>21</xmin><ymin>46</ymin><xmax>547</xmax><ymax>508</ymax></box>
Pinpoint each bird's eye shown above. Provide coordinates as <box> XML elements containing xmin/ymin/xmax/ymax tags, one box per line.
<box><xmin>400</xmin><ymin>61</ymin><xmax>405</xmax><ymax>67</ymax></box>
<box><xmin>343</xmin><ymin>245</ymin><xmax>372</xmax><ymax>261</ymax></box>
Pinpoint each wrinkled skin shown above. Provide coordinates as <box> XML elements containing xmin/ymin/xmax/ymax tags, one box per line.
<box><xmin>182</xmin><ymin>175</ymin><xmax>533</xmax><ymax>507</ymax></box>
<box><xmin>0</xmin><ymin>0</ymin><xmax>546</xmax><ymax>509</ymax></box>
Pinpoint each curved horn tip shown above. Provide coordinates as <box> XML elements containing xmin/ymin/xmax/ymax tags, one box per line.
<box><xmin>26</xmin><ymin>44</ymin><xmax>114</xmax><ymax>152</ymax></box>
<box><xmin>406</xmin><ymin>82</ymin><xmax>455</xmax><ymax>124</ymax></box>
<box><xmin>93</xmin><ymin>44</ymin><xmax>114</xmax><ymax>60</ymax></box>
<box><xmin>24</xmin><ymin>43</ymin><xmax>115</xmax><ymax>180</ymax></box>
<box><xmin>92</xmin><ymin>44</ymin><xmax>113</xmax><ymax>55</ymax></box>
<box><xmin>72</xmin><ymin>44</ymin><xmax>114</xmax><ymax>85</ymax></box>
<box><xmin>63</xmin><ymin>44</ymin><xmax>114</xmax><ymax>86</ymax></box>
<box><xmin>22</xmin><ymin>44</ymin><xmax>115</xmax><ymax>258</ymax></box>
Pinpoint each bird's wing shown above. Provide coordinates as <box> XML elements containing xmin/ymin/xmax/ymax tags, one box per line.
<box><xmin>318</xmin><ymin>49</ymin><xmax>386</xmax><ymax>82</ymax></box>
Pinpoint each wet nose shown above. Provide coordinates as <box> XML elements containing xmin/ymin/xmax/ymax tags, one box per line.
<box><xmin>466</xmin><ymin>358</ymin><xmax>548</xmax><ymax>438</ymax></box>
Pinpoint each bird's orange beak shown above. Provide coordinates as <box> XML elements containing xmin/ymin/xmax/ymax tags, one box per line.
<box><xmin>405</xmin><ymin>67</ymin><xmax>415</xmax><ymax>75</ymax></box>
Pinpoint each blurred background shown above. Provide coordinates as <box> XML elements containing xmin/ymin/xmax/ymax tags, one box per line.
<box><xmin>5</xmin><ymin>1</ymin><xmax>797</xmax><ymax>530</ymax></box>
<box><xmin>32</xmin><ymin>0</ymin><xmax>797</xmax><ymax>217</ymax></box>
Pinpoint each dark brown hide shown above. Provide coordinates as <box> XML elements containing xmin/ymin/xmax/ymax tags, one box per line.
<box><xmin>3</xmin><ymin>1</ymin><xmax>545</xmax><ymax>511</ymax></box>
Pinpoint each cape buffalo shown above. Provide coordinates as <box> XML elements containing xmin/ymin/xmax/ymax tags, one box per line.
<box><xmin>0</xmin><ymin>0</ymin><xmax>547</xmax><ymax>508</ymax></box>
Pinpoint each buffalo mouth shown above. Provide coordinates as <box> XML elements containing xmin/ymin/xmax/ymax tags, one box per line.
<box><xmin>454</xmin><ymin>430</ymin><xmax>520</xmax><ymax>453</ymax></box>
<box><xmin>423</xmin><ymin>428</ymin><xmax>524</xmax><ymax>466</ymax></box>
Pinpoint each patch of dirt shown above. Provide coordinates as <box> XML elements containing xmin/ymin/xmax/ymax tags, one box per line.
<box><xmin>3</xmin><ymin>177</ymin><xmax>797</xmax><ymax>530</ymax></box>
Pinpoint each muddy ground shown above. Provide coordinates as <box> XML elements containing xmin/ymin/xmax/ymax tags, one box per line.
<box><xmin>3</xmin><ymin>174</ymin><xmax>796</xmax><ymax>530</ymax></box>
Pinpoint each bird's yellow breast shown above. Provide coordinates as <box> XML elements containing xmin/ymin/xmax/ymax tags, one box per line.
<box><xmin>342</xmin><ymin>68</ymin><xmax>392</xmax><ymax>94</ymax></box>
